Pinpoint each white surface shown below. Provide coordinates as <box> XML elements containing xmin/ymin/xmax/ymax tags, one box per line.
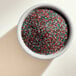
<box><xmin>0</xmin><ymin>0</ymin><xmax>76</xmax><ymax>76</ymax></box>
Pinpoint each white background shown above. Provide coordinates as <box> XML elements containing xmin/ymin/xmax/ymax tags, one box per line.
<box><xmin>0</xmin><ymin>0</ymin><xmax>76</xmax><ymax>76</ymax></box>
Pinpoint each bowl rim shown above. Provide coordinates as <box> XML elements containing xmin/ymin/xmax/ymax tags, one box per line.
<box><xmin>17</xmin><ymin>4</ymin><xmax>72</xmax><ymax>60</ymax></box>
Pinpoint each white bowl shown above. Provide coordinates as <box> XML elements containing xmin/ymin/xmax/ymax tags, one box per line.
<box><xmin>17</xmin><ymin>4</ymin><xmax>72</xmax><ymax>60</ymax></box>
